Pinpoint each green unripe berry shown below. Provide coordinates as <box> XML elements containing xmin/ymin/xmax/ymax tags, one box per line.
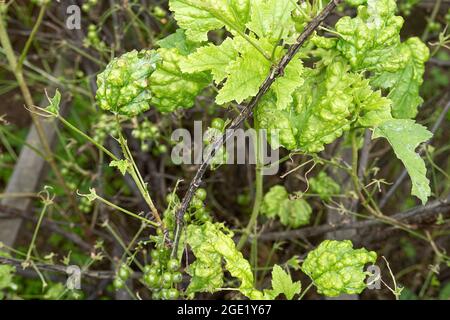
<box><xmin>118</xmin><ymin>265</ymin><xmax>131</xmax><ymax>279</ymax></box>
<box><xmin>191</xmin><ymin>197</ymin><xmax>203</xmax><ymax>209</ymax></box>
<box><xmin>113</xmin><ymin>277</ymin><xmax>125</xmax><ymax>289</ymax></box>
<box><xmin>153</xmin><ymin>6</ymin><xmax>167</xmax><ymax>18</ymax></box>
<box><xmin>211</xmin><ymin>118</ymin><xmax>225</xmax><ymax>131</ymax></box>
<box><xmin>194</xmin><ymin>188</ymin><xmax>207</xmax><ymax>201</ymax></box>
<box><xmin>162</xmin><ymin>272</ymin><xmax>173</xmax><ymax>284</ymax></box>
<box><xmin>151</xmin><ymin>250</ymin><xmax>159</xmax><ymax>260</ymax></box>
<box><xmin>143</xmin><ymin>265</ymin><xmax>153</xmax><ymax>274</ymax></box>
<box><xmin>167</xmin><ymin>259</ymin><xmax>180</xmax><ymax>272</ymax></box>
<box><xmin>158</xmin><ymin>144</ymin><xmax>167</xmax><ymax>154</ymax></box>
<box><xmin>144</xmin><ymin>273</ymin><xmax>160</xmax><ymax>287</ymax></box>
<box><xmin>161</xmin><ymin>288</ymin><xmax>170</xmax><ymax>300</ymax></box>
<box><xmin>172</xmin><ymin>272</ymin><xmax>182</xmax><ymax>283</ymax></box>
<box><xmin>152</xmin><ymin>290</ymin><xmax>162</xmax><ymax>300</ymax></box>
<box><xmin>167</xmin><ymin>288</ymin><xmax>179</xmax><ymax>300</ymax></box>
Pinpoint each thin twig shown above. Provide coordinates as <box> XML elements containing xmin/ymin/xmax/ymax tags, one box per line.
<box><xmin>0</xmin><ymin>257</ymin><xmax>115</xmax><ymax>279</ymax></box>
<box><xmin>258</xmin><ymin>195</ymin><xmax>450</xmax><ymax>241</ymax></box>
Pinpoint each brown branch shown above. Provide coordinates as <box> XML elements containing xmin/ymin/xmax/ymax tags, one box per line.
<box><xmin>258</xmin><ymin>195</ymin><xmax>450</xmax><ymax>241</ymax></box>
<box><xmin>0</xmin><ymin>257</ymin><xmax>116</xmax><ymax>279</ymax></box>
<box><xmin>172</xmin><ymin>0</ymin><xmax>344</xmax><ymax>254</ymax></box>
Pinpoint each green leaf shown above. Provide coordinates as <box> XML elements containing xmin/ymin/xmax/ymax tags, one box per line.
<box><xmin>302</xmin><ymin>240</ymin><xmax>377</xmax><ymax>297</ymax></box>
<box><xmin>169</xmin><ymin>0</ymin><xmax>251</xmax><ymax>42</ymax></box>
<box><xmin>335</xmin><ymin>0</ymin><xmax>404</xmax><ymax>72</ymax></box>
<box><xmin>439</xmin><ymin>282</ymin><xmax>450</xmax><ymax>300</ymax></box>
<box><xmin>246</xmin><ymin>0</ymin><xmax>296</xmax><ymax>44</ymax></box>
<box><xmin>45</xmin><ymin>89</ymin><xmax>61</xmax><ymax>114</ymax></box>
<box><xmin>372</xmin><ymin>119</ymin><xmax>432</xmax><ymax>204</ymax></box>
<box><xmin>286</xmin><ymin>256</ymin><xmax>301</xmax><ymax>271</ymax></box>
<box><xmin>270</xmin><ymin>265</ymin><xmax>301</xmax><ymax>300</ymax></box>
<box><xmin>271</xmin><ymin>57</ymin><xmax>304</xmax><ymax>109</ymax></box>
<box><xmin>215</xmin><ymin>38</ymin><xmax>272</xmax><ymax>105</ymax></box>
<box><xmin>180</xmin><ymin>38</ymin><xmax>239</xmax><ymax>83</ymax></box>
<box><xmin>0</xmin><ymin>252</ymin><xmax>17</xmax><ymax>294</ymax></box>
<box><xmin>149</xmin><ymin>48</ymin><xmax>211</xmax><ymax>113</ymax></box>
<box><xmin>109</xmin><ymin>160</ymin><xmax>130</xmax><ymax>176</ymax></box>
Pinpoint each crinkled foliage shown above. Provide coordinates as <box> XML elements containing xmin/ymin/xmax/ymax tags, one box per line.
<box><xmin>302</xmin><ymin>240</ymin><xmax>377</xmax><ymax>297</ymax></box>
<box><xmin>96</xmin><ymin>50</ymin><xmax>159</xmax><ymax>117</ymax></box>
<box><xmin>186</xmin><ymin>222</ymin><xmax>304</xmax><ymax>300</ymax></box>
<box><xmin>186</xmin><ymin>222</ymin><xmax>262</xmax><ymax>299</ymax></box>
<box><xmin>255</xmin><ymin>59</ymin><xmax>391</xmax><ymax>153</ymax></box>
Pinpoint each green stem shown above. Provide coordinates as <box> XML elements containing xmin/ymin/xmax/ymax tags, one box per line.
<box><xmin>114</xmin><ymin>116</ymin><xmax>164</xmax><ymax>229</ymax></box>
<box><xmin>17</xmin><ymin>3</ymin><xmax>47</xmax><ymax>71</ymax></box>
<box><xmin>237</xmin><ymin>131</ymin><xmax>264</xmax><ymax>250</ymax></box>
<box><xmin>94</xmin><ymin>193</ymin><xmax>158</xmax><ymax>227</ymax></box>
<box><xmin>58</xmin><ymin>115</ymin><xmax>118</xmax><ymax>161</ymax></box>
<box><xmin>421</xmin><ymin>0</ymin><xmax>442</xmax><ymax>41</ymax></box>
<box><xmin>25</xmin><ymin>201</ymin><xmax>50</xmax><ymax>263</ymax></box>
<box><xmin>298</xmin><ymin>282</ymin><xmax>314</xmax><ymax>300</ymax></box>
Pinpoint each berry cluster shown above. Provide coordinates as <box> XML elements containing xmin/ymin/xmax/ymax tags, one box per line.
<box><xmin>143</xmin><ymin>248</ymin><xmax>182</xmax><ymax>300</ymax></box>
<box><xmin>131</xmin><ymin>119</ymin><xmax>167</xmax><ymax>154</ymax></box>
<box><xmin>93</xmin><ymin>115</ymin><xmax>118</xmax><ymax>143</ymax></box>
<box><xmin>84</xmin><ymin>24</ymin><xmax>107</xmax><ymax>51</ymax></box>
<box><xmin>182</xmin><ymin>188</ymin><xmax>211</xmax><ymax>224</ymax></box>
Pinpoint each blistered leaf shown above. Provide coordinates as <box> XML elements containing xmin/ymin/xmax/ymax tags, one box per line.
<box><xmin>302</xmin><ymin>240</ymin><xmax>377</xmax><ymax>297</ymax></box>
<box><xmin>372</xmin><ymin>119</ymin><xmax>432</xmax><ymax>204</ymax></box>
<box><xmin>96</xmin><ymin>50</ymin><xmax>159</xmax><ymax>117</ymax></box>
<box><xmin>371</xmin><ymin>38</ymin><xmax>429</xmax><ymax>119</ymax></box>
<box><xmin>279</xmin><ymin>197</ymin><xmax>312</xmax><ymax>228</ymax></box>
<box><xmin>257</xmin><ymin>59</ymin><xmax>390</xmax><ymax>153</ymax></box>
<box><xmin>149</xmin><ymin>48</ymin><xmax>211</xmax><ymax>113</ymax></box>
<box><xmin>261</xmin><ymin>185</ymin><xmax>312</xmax><ymax>228</ymax></box>
<box><xmin>333</xmin><ymin>0</ymin><xmax>429</xmax><ymax>119</ymax></box>
<box><xmin>186</xmin><ymin>222</ymin><xmax>263</xmax><ymax>299</ymax></box>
